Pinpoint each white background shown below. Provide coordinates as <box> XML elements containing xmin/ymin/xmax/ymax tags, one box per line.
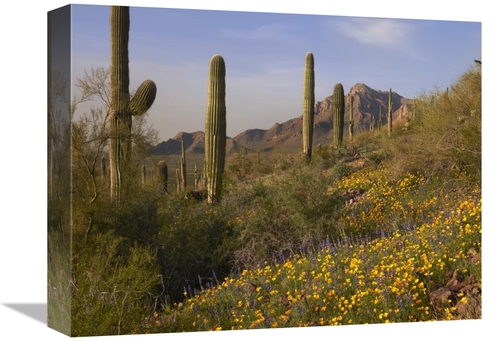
<box><xmin>1</xmin><ymin>1</ymin><xmax>496</xmax><ymax>340</ymax></box>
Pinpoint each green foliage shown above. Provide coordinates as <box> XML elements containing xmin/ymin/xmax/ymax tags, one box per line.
<box><xmin>330</xmin><ymin>161</ymin><xmax>355</xmax><ymax>179</ymax></box>
<box><xmin>48</xmin><ymin>218</ymin><xmax>71</xmax><ymax>334</ymax></box>
<box><xmin>225</xmin><ymin>149</ymin><xmax>273</xmax><ymax>181</ymax></box>
<box><xmin>156</xmin><ymin>198</ymin><xmax>236</xmax><ymax>303</ymax></box>
<box><xmin>386</xmin><ymin>65</ymin><xmax>481</xmax><ymax>188</ymax></box>
<box><xmin>71</xmin><ymin>231</ymin><xmax>162</xmax><ymax>336</ymax></box>
<box><xmin>226</xmin><ymin>163</ymin><xmax>345</xmax><ymax>268</ymax></box>
<box><xmin>312</xmin><ymin>144</ymin><xmax>335</xmax><ymax>169</ymax></box>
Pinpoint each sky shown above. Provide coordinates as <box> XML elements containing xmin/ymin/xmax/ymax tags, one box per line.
<box><xmin>1</xmin><ymin>1</ymin><xmax>498</xmax><ymax>341</ymax></box>
<box><xmin>70</xmin><ymin>4</ymin><xmax>481</xmax><ymax>142</ymax></box>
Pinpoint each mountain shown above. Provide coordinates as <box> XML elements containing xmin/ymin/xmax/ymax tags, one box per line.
<box><xmin>153</xmin><ymin>131</ymin><xmax>249</xmax><ymax>155</ymax></box>
<box><xmin>233</xmin><ymin>83</ymin><xmax>414</xmax><ymax>152</ymax></box>
<box><xmin>153</xmin><ymin>83</ymin><xmax>414</xmax><ymax>154</ymax></box>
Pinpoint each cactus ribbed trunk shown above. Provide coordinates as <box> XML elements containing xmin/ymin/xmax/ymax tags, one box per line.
<box><xmin>194</xmin><ymin>163</ymin><xmax>199</xmax><ymax>190</ymax></box>
<box><xmin>332</xmin><ymin>83</ymin><xmax>345</xmax><ymax>150</ymax></box>
<box><xmin>141</xmin><ymin>165</ymin><xmax>146</xmax><ymax>188</ymax></box>
<box><xmin>108</xmin><ymin>6</ymin><xmax>156</xmax><ymax>202</ymax></box>
<box><xmin>204</xmin><ymin>55</ymin><xmax>226</xmax><ymax>203</ymax></box>
<box><xmin>302</xmin><ymin>52</ymin><xmax>315</xmax><ymax>162</ymax></box>
<box><xmin>180</xmin><ymin>140</ymin><xmax>187</xmax><ymax>190</ymax></box>
<box><xmin>378</xmin><ymin>106</ymin><xmax>383</xmax><ymax>130</ymax></box>
<box><xmin>387</xmin><ymin>88</ymin><xmax>393</xmax><ymax>137</ymax></box>
<box><xmin>348</xmin><ymin>95</ymin><xmax>354</xmax><ymax>141</ymax></box>
<box><xmin>109</xmin><ymin>6</ymin><xmax>131</xmax><ymax>202</ymax></box>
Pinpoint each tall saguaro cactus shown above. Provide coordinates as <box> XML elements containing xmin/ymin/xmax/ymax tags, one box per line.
<box><xmin>378</xmin><ymin>106</ymin><xmax>383</xmax><ymax>130</ymax></box>
<box><xmin>387</xmin><ymin>88</ymin><xmax>393</xmax><ymax>137</ymax></box>
<box><xmin>302</xmin><ymin>52</ymin><xmax>315</xmax><ymax>162</ymax></box>
<box><xmin>348</xmin><ymin>95</ymin><xmax>354</xmax><ymax>141</ymax></box>
<box><xmin>108</xmin><ymin>6</ymin><xmax>157</xmax><ymax>202</ymax></box>
<box><xmin>204</xmin><ymin>55</ymin><xmax>227</xmax><ymax>203</ymax></box>
<box><xmin>332</xmin><ymin>83</ymin><xmax>345</xmax><ymax>150</ymax></box>
<box><xmin>141</xmin><ymin>165</ymin><xmax>147</xmax><ymax>188</ymax></box>
<box><xmin>178</xmin><ymin>140</ymin><xmax>187</xmax><ymax>191</ymax></box>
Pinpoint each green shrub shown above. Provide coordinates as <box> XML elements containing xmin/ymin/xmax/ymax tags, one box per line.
<box><xmin>385</xmin><ymin>64</ymin><xmax>481</xmax><ymax>188</ymax></box>
<box><xmin>227</xmin><ymin>163</ymin><xmax>344</xmax><ymax>268</ymax></box>
<box><xmin>71</xmin><ymin>231</ymin><xmax>162</xmax><ymax>336</ymax></box>
<box><xmin>156</xmin><ymin>198</ymin><xmax>236</xmax><ymax>303</ymax></box>
<box><xmin>331</xmin><ymin>161</ymin><xmax>355</xmax><ymax>179</ymax></box>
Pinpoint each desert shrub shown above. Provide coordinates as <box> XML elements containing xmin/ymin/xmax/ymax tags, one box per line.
<box><xmin>228</xmin><ymin>163</ymin><xmax>345</xmax><ymax>268</ymax></box>
<box><xmin>331</xmin><ymin>161</ymin><xmax>355</xmax><ymax>179</ymax></box>
<box><xmin>225</xmin><ymin>149</ymin><xmax>274</xmax><ymax>181</ymax></box>
<box><xmin>366</xmin><ymin>149</ymin><xmax>390</xmax><ymax>165</ymax></box>
<box><xmin>47</xmin><ymin>211</ymin><xmax>71</xmax><ymax>334</ymax></box>
<box><xmin>385</xmin><ymin>64</ymin><xmax>481</xmax><ymax>188</ymax></box>
<box><xmin>156</xmin><ymin>197</ymin><xmax>237</xmax><ymax>303</ymax></box>
<box><xmin>312</xmin><ymin>144</ymin><xmax>335</xmax><ymax>169</ymax></box>
<box><xmin>71</xmin><ymin>231</ymin><xmax>162</xmax><ymax>336</ymax></box>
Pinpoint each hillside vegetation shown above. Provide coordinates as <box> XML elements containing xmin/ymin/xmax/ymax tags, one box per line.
<box><xmin>48</xmin><ymin>64</ymin><xmax>481</xmax><ymax>336</ymax></box>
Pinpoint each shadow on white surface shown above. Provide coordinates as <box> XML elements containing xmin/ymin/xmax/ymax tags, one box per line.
<box><xmin>3</xmin><ymin>303</ymin><xmax>46</xmax><ymax>325</ymax></box>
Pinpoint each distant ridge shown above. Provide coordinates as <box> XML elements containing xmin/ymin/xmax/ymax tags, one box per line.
<box><xmin>153</xmin><ymin>83</ymin><xmax>413</xmax><ymax>154</ymax></box>
<box><xmin>153</xmin><ymin>131</ymin><xmax>249</xmax><ymax>155</ymax></box>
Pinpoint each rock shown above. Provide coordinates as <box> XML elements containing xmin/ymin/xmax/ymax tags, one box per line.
<box><xmin>430</xmin><ymin>287</ymin><xmax>456</xmax><ymax>307</ymax></box>
<box><xmin>344</xmin><ymin>188</ymin><xmax>366</xmax><ymax>205</ymax></box>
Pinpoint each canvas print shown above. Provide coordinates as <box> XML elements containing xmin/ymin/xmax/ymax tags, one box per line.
<box><xmin>47</xmin><ymin>4</ymin><xmax>482</xmax><ymax>337</ymax></box>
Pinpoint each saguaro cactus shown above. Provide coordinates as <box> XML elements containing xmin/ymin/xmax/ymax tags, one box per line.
<box><xmin>387</xmin><ymin>88</ymin><xmax>393</xmax><ymax>137</ymax></box>
<box><xmin>194</xmin><ymin>163</ymin><xmax>199</xmax><ymax>190</ymax></box>
<box><xmin>108</xmin><ymin>6</ymin><xmax>157</xmax><ymax>202</ymax></box>
<box><xmin>157</xmin><ymin>160</ymin><xmax>168</xmax><ymax>194</ymax></box>
<box><xmin>179</xmin><ymin>140</ymin><xmax>187</xmax><ymax>190</ymax></box>
<box><xmin>204</xmin><ymin>55</ymin><xmax>227</xmax><ymax>203</ymax></box>
<box><xmin>302</xmin><ymin>52</ymin><xmax>315</xmax><ymax>162</ymax></box>
<box><xmin>141</xmin><ymin>165</ymin><xmax>147</xmax><ymax>188</ymax></box>
<box><xmin>332</xmin><ymin>83</ymin><xmax>345</xmax><ymax>150</ymax></box>
<box><xmin>348</xmin><ymin>95</ymin><xmax>354</xmax><ymax>141</ymax></box>
<box><xmin>378</xmin><ymin>106</ymin><xmax>383</xmax><ymax>130</ymax></box>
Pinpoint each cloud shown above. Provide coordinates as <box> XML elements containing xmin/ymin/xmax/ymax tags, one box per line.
<box><xmin>337</xmin><ymin>18</ymin><xmax>413</xmax><ymax>45</ymax></box>
<box><xmin>220</xmin><ymin>24</ymin><xmax>296</xmax><ymax>42</ymax></box>
<box><xmin>326</xmin><ymin>17</ymin><xmax>421</xmax><ymax>58</ymax></box>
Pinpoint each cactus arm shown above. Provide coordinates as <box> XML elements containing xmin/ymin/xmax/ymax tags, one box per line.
<box><xmin>130</xmin><ymin>79</ymin><xmax>157</xmax><ymax>116</ymax></box>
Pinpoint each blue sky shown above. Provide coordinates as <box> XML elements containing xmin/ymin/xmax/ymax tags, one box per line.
<box><xmin>70</xmin><ymin>4</ymin><xmax>481</xmax><ymax>141</ymax></box>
